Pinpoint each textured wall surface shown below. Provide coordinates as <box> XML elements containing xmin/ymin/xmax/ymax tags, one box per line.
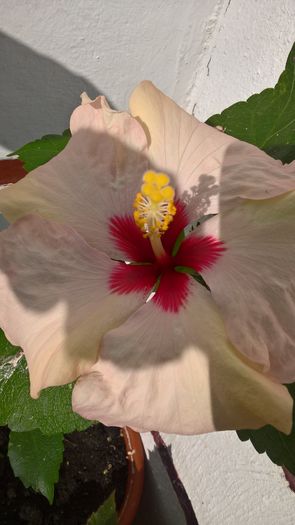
<box><xmin>1</xmin><ymin>1</ymin><xmax>295</xmax><ymax>523</ymax></box>
<box><xmin>0</xmin><ymin>0</ymin><xmax>217</xmax><ymax>154</ymax></box>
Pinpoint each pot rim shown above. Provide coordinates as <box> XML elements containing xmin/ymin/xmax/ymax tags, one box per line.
<box><xmin>119</xmin><ymin>427</ymin><xmax>145</xmax><ymax>525</ymax></box>
<box><xmin>0</xmin><ymin>158</ymin><xmax>27</xmax><ymax>184</ymax></box>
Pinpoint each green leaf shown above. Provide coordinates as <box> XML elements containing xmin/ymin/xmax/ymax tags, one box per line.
<box><xmin>87</xmin><ymin>492</ymin><xmax>118</xmax><ymax>525</ymax></box>
<box><xmin>0</xmin><ymin>330</ymin><xmax>92</xmax><ymax>434</ymax></box>
<box><xmin>10</xmin><ymin>129</ymin><xmax>71</xmax><ymax>172</ymax></box>
<box><xmin>237</xmin><ymin>426</ymin><xmax>295</xmax><ymax>474</ymax></box>
<box><xmin>8</xmin><ymin>429</ymin><xmax>64</xmax><ymax>503</ymax></box>
<box><xmin>0</xmin><ymin>328</ymin><xmax>20</xmax><ymax>359</ymax></box>
<box><xmin>237</xmin><ymin>385</ymin><xmax>295</xmax><ymax>474</ymax></box>
<box><xmin>263</xmin><ymin>144</ymin><xmax>295</xmax><ymax>164</ymax></box>
<box><xmin>206</xmin><ymin>43</ymin><xmax>295</xmax><ymax>163</ymax></box>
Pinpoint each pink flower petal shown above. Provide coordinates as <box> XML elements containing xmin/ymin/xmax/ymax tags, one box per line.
<box><xmin>0</xmin><ymin>215</ymin><xmax>143</xmax><ymax>397</ymax></box>
<box><xmin>109</xmin><ymin>262</ymin><xmax>157</xmax><ymax>296</ymax></box>
<box><xmin>109</xmin><ymin>214</ymin><xmax>154</xmax><ymax>262</ymax></box>
<box><xmin>72</xmin><ymin>284</ymin><xmax>292</xmax><ymax>435</ymax></box>
<box><xmin>130</xmin><ymin>82</ymin><xmax>295</xmax><ymax>218</ymax></box>
<box><xmin>200</xmin><ymin>191</ymin><xmax>295</xmax><ymax>383</ymax></box>
<box><xmin>174</xmin><ymin>235</ymin><xmax>224</xmax><ymax>272</ymax></box>
<box><xmin>0</xmin><ymin>97</ymin><xmax>148</xmax><ymax>259</ymax></box>
<box><xmin>154</xmin><ymin>269</ymin><xmax>189</xmax><ymax>312</ymax></box>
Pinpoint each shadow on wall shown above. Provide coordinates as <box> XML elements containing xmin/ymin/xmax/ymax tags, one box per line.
<box><xmin>0</xmin><ymin>31</ymin><xmax>105</xmax><ymax>152</ymax></box>
<box><xmin>134</xmin><ymin>445</ymin><xmax>187</xmax><ymax>525</ymax></box>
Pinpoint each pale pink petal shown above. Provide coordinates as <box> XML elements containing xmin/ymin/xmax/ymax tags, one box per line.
<box><xmin>130</xmin><ymin>82</ymin><xmax>295</xmax><ymax>218</ymax></box>
<box><xmin>283</xmin><ymin>159</ymin><xmax>295</xmax><ymax>175</ymax></box>
<box><xmin>70</xmin><ymin>94</ymin><xmax>146</xmax><ymax>150</ymax></box>
<box><xmin>73</xmin><ymin>284</ymin><xmax>292</xmax><ymax>435</ymax></box>
<box><xmin>200</xmin><ymin>191</ymin><xmax>295</xmax><ymax>383</ymax></box>
<box><xmin>0</xmin><ymin>98</ymin><xmax>148</xmax><ymax>258</ymax></box>
<box><xmin>0</xmin><ymin>215</ymin><xmax>143</xmax><ymax>397</ymax></box>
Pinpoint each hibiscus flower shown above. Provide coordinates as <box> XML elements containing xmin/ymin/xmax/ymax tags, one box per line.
<box><xmin>0</xmin><ymin>82</ymin><xmax>294</xmax><ymax>435</ymax></box>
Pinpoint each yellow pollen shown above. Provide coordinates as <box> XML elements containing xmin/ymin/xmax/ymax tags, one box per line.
<box><xmin>133</xmin><ymin>171</ymin><xmax>176</xmax><ymax>237</ymax></box>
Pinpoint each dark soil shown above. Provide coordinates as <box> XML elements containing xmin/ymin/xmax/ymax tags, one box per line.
<box><xmin>0</xmin><ymin>424</ymin><xmax>128</xmax><ymax>525</ymax></box>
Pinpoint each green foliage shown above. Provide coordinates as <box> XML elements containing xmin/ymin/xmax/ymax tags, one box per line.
<box><xmin>87</xmin><ymin>492</ymin><xmax>118</xmax><ymax>525</ymax></box>
<box><xmin>237</xmin><ymin>386</ymin><xmax>295</xmax><ymax>474</ymax></box>
<box><xmin>8</xmin><ymin>429</ymin><xmax>64</xmax><ymax>504</ymax></box>
<box><xmin>10</xmin><ymin>129</ymin><xmax>71</xmax><ymax>172</ymax></box>
<box><xmin>206</xmin><ymin>43</ymin><xmax>295</xmax><ymax>163</ymax></box>
<box><xmin>0</xmin><ymin>329</ymin><xmax>20</xmax><ymax>358</ymax></box>
<box><xmin>0</xmin><ymin>330</ymin><xmax>92</xmax><ymax>434</ymax></box>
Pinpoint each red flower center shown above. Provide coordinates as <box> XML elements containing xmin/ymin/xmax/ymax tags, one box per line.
<box><xmin>109</xmin><ymin>202</ymin><xmax>223</xmax><ymax>312</ymax></box>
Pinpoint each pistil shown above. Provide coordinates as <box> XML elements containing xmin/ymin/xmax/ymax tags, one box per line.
<box><xmin>149</xmin><ymin>233</ymin><xmax>167</xmax><ymax>260</ymax></box>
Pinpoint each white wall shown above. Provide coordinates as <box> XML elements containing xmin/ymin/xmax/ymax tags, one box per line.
<box><xmin>1</xmin><ymin>1</ymin><xmax>295</xmax><ymax>523</ymax></box>
<box><xmin>189</xmin><ymin>0</ymin><xmax>295</xmax><ymax>120</ymax></box>
<box><xmin>0</xmin><ymin>0</ymin><xmax>217</xmax><ymax>155</ymax></box>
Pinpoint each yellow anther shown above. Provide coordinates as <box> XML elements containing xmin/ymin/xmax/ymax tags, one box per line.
<box><xmin>156</xmin><ymin>173</ymin><xmax>170</xmax><ymax>187</ymax></box>
<box><xmin>143</xmin><ymin>171</ymin><xmax>170</xmax><ymax>187</ymax></box>
<box><xmin>150</xmin><ymin>189</ymin><xmax>163</xmax><ymax>203</ymax></box>
<box><xmin>133</xmin><ymin>170</ymin><xmax>176</xmax><ymax>238</ymax></box>
<box><xmin>141</xmin><ymin>183</ymin><xmax>160</xmax><ymax>199</ymax></box>
<box><xmin>161</xmin><ymin>186</ymin><xmax>175</xmax><ymax>202</ymax></box>
<box><xmin>143</xmin><ymin>171</ymin><xmax>157</xmax><ymax>184</ymax></box>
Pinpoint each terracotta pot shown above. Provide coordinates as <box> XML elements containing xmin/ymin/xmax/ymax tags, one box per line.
<box><xmin>119</xmin><ymin>428</ymin><xmax>145</xmax><ymax>525</ymax></box>
<box><xmin>0</xmin><ymin>158</ymin><xmax>27</xmax><ymax>184</ymax></box>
